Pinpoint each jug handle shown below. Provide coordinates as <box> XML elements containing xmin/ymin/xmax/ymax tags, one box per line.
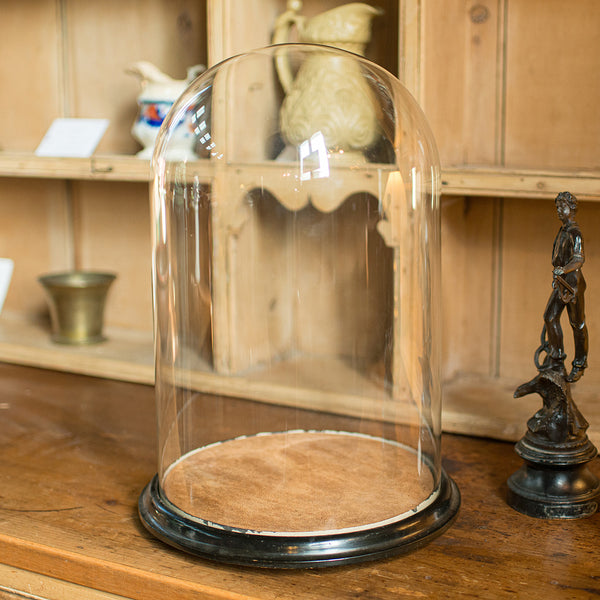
<box><xmin>125</xmin><ymin>61</ymin><xmax>174</xmax><ymax>85</ymax></box>
<box><xmin>272</xmin><ymin>1</ymin><xmax>304</xmax><ymax>95</ymax></box>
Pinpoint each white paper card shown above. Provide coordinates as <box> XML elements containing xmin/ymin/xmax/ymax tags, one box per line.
<box><xmin>0</xmin><ymin>259</ymin><xmax>14</xmax><ymax>314</ymax></box>
<box><xmin>35</xmin><ymin>118</ymin><xmax>109</xmax><ymax>158</ymax></box>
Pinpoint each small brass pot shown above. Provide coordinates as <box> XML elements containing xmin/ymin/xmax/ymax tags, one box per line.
<box><xmin>38</xmin><ymin>271</ymin><xmax>116</xmax><ymax>345</ymax></box>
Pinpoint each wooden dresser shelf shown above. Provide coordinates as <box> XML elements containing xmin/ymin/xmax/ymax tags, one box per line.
<box><xmin>0</xmin><ymin>364</ymin><xmax>598</xmax><ymax>600</ymax></box>
<box><xmin>2</xmin><ymin>152</ymin><xmax>600</xmax><ymax>201</ymax></box>
<box><xmin>0</xmin><ymin>153</ymin><xmax>152</xmax><ymax>182</ymax></box>
<box><xmin>0</xmin><ymin>313</ymin><xmax>598</xmax><ymax>449</ymax></box>
<box><xmin>0</xmin><ymin>314</ymin><xmax>154</xmax><ymax>385</ymax></box>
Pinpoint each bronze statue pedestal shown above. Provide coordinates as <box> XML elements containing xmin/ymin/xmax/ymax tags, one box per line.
<box><xmin>507</xmin><ymin>370</ymin><xmax>599</xmax><ymax>518</ymax></box>
<box><xmin>508</xmin><ymin>424</ymin><xmax>599</xmax><ymax>519</ymax></box>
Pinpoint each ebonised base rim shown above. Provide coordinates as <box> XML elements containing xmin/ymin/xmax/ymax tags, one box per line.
<box><xmin>138</xmin><ymin>470</ymin><xmax>460</xmax><ymax>569</ymax></box>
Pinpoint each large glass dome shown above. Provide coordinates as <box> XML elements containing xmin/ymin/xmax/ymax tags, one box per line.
<box><xmin>139</xmin><ymin>44</ymin><xmax>459</xmax><ymax>568</ymax></box>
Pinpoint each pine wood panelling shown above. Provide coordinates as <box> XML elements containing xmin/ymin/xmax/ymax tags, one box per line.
<box><xmin>208</xmin><ymin>0</ymin><xmax>397</xmax><ymax>73</ymax></box>
<box><xmin>208</xmin><ymin>0</ymin><xmax>285</xmax><ymax>64</ymax></box>
<box><xmin>504</xmin><ymin>0</ymin><xmax>600</xmax><ymax>170</ymax></box>
<box><xmin>422</xmin><ymin>0</ymin><xmax>504</xmax><ymax>166</ymax></box>
<box><xmin>0</xmin><ymin>1</ymin><xmax>61</xmax><ymax>151</ymax></box>
<box><xmin>421</xmin><ymin>0</ymin><xmax>600</xmax><ymax>171</ymax></box>
<box><xmin>73</xmin><ymin>181</ymin><xmax>153</xmax><ymax>332</ymax></box>
<box><xmin>0</xmin><ymin>179</ymin><xmax>71</xmax><ymax>319</ymax></box>
<box><xmin>441</xmin><ymin>196</ymin><xmax>498</xmax><ymax>380</ymax></box>
<box><xmin>498</xmin><ymin>198</ymin><xmax>556</xmax><ymax>380</ymax></box>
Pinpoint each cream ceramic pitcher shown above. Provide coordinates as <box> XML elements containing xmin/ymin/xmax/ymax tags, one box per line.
<box><xmin>273</xmin><ymin>1</ymin><xmax>382</xmax><ymax>156</ymax></box>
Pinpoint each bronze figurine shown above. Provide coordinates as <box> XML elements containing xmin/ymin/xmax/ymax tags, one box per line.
<box><xmin>507</xmin><ymin>192</ymin><xmax>599</xmax><ymax>519</ymax></box>
<box><xmin>537</xmin><ymin>191</ymin><xmax>588</xmax><ymax>382</ymax></box>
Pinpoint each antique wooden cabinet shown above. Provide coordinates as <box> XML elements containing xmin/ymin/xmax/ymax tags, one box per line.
<box><xmin>0</xmin><ymin>0</ymin><xmax>599</xmax><ymax>443</ymax></box>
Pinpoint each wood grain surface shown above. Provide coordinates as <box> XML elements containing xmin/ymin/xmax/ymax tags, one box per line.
<box><xmin>0</xmin><ymin>363</ymin><xmax>599</xmax><ymax>599</ymax></box>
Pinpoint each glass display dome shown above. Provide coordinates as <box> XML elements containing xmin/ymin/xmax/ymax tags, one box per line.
<box><xmin>139</xmin><ymin>44</ymin><xmax>460</xmax><ymax>568</ymax></box>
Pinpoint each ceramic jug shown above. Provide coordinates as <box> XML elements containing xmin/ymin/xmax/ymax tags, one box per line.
<box><xmin>127</xmin><ymin>62</ymin><xmax>205</xmax><ymax>159</ymax></box>
<box><xmin>273</xmin><ymin>1</ymin><xmax>382</xmax><ymax>157</ymax></box>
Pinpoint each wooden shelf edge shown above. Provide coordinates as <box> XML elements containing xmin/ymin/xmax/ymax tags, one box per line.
<box><xmin>1</xmin><ymin>152</ymin><xmax>599</xmax><ymax>201</ymax></box>
<box><xmin>0</xmin><ymin>536</ymin><xmax>231</xmax><ymax>600</ymax></box>
<box><xmin>0</xmin><ymin>316</ymin><xmax>154</xmax><ymax>386</ymax></box>
<box><xmin>0</xmin><ymin>153</ymin><xmax>152</xmax><ymax>182</ymax></box>
<box><xmin>0</xmin><ymin>563</ymin><xmax>127</xmax><ymax>600</ymax></box>
<box><xmin>443</xmin><ymin>373</ymin><xmax>600</xmax><ymax>449</ymax></box>
<box><xmin>441</xmin><ymin>166</ymin><xmax>600</xmax><ymax>200</ymax></box>
<box><xmin>0</xmin><ymin>346</ymin><xmax>155</xmax><ymax>387</ymax></box>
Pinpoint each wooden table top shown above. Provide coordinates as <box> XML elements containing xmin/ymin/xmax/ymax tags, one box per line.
<box><xmin>0</xmin><ymin>363</ymin><xmax>598</xmax><ymax>599</ymax></box>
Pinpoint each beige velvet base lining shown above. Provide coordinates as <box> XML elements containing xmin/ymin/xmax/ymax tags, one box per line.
<box><xmin>163</xmin><ymin>431</ymin><xmax>434</xmax><ymax>533</ymax></box>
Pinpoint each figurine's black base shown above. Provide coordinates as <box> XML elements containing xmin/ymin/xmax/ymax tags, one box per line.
<box><xmin>138</xmin><ymin>471</ymin><xmax>460</xmax><ymax>569</ymax></box>
<box><xmin>507</xmin><ymin>433</ymin><xmax>600</xmax><ymax>519</ymax></box>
